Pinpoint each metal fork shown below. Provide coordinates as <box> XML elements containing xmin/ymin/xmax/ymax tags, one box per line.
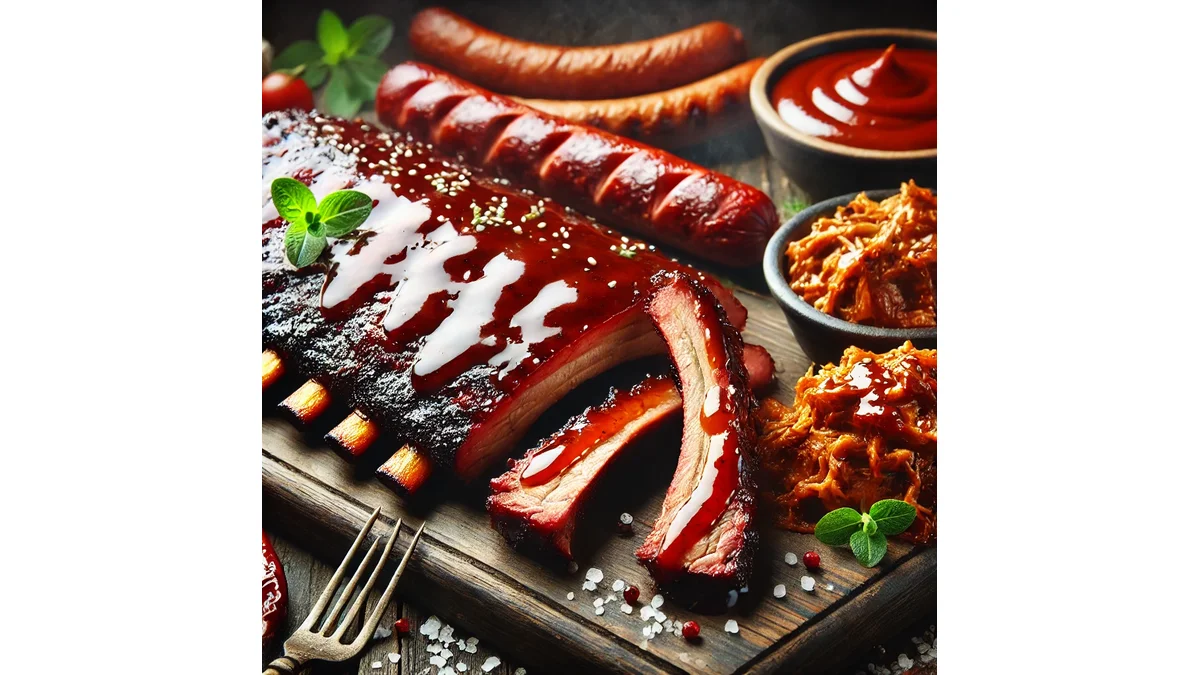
<box><xmin>264</xmin><ymin>508</ymin><xmax>426</xmax><ymax>675</ymax></box>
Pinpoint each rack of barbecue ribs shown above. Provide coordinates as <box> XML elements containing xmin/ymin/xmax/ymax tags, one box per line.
<box><xmin>262</xmin><ymin>106</ymin><xmax>772</xmax><ymax>599</ymax></box>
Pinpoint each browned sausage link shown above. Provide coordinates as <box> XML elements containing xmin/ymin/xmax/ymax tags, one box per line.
<box><xmin>375</xmin><ymin>63</ymin><xmax>779</xmax><ymax>268</ymax></box>
<box><xmin>408</xmin><ymin>7</ymin><xmax>747</xmax><ymax>100</ymax></box>
<box><xmin>514</xmin><ymin>58</ymin><xmax>765</xmax><ymax>148</ymax></box>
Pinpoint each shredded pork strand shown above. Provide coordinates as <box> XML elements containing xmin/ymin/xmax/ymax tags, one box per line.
<box><xmin>755</xmin><ymin>342</ymin><xmax>937</xmax><ymax>544</ymax></box>
<box><xmin>785</xmin><ymin>181</ymin><xmax>936</xmax><ymax>328</ymax></box>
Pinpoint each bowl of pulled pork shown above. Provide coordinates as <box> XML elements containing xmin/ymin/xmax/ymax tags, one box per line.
<box><xmin>764</xmin><ymin>181</ymin><xmax>936</xmax><ymax>364</ymax></box>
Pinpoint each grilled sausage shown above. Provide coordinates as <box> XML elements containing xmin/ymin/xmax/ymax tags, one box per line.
<box><xmin>375</xmin><ymin>62</ymin><xmax>779</xmax><ymax>268</ymax></box>
<box><xmin>408</xmin><ymin>7</ymin><xmax>747</xmax><ymax>100</ymax></box>
<box><xmin>515</xmin><ymin>58</ymin><xmax>764</xmax><ymax>148</ymax></box>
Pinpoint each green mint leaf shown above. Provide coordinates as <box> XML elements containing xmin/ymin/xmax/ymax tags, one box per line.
<box><xmin>862</xmin><ymin>513</ymin><xmax>878</xmax><ymax>537</ymax></box>
<box><xmin>316</xmin><ymin>10</ymin><xmax>349</xmax><ymax>60</ymax></box>
<box><xmin>273</xmin><ymin>40</ymin><xmax>323</xmax><ymax>70</ymax></box>
<box><xmin>346</xmin><ymin>16</ymin><xmax>394</xmax><ymax>57</ymax></box>
<box><xmin>344</xmin><ymin>55</ymin><xmax>389</xmax><ymax>101</ymax></box>
<box><xmin>318</xmin><ymin>190</ymin><xmax>374</xmax><ymax>236</ymax></box>
<box><xmin>869</xmin><ymin>499</ymin><xmax>918</xmax><ymax>536</ymax></box>
<box><xmin>299</xmin><ymin>62</ymin><xmax>329</xmax><ymax>89</ymax></box>
<box><xmin>322</xmin><ymin>66</ymin><xmax>362</xmax><ymax>117</ymax></box>
<box><xmin>284</xmin><ymin>219</ymin><xmax>327</xmax><ymax>268</ymax></box>
<box><xmin>814</xmin><ymin>507</ymin><xmax>863</xmax><ymax>546</ymax></box>
<box><xmin>271</xmin><ymin>177</ymin><xmax>317</xmax><ymax>223</ymax></box>
<box><xmin>849</xmin><ymin>530</ymin><xmax>889</xmax><ymax>568</ymax></box>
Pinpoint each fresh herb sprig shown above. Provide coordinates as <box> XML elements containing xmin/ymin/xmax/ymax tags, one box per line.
<box><xmin>779</xmin><ymin>197</ymin><xmax>811</xmax><ymax>221</ymax></box>
<box><xmin>271</xmin><ymin>177</ymin><xmax>374</xmax><ymax>268</ymax></box>
<box><xmin>273</xmin><ymin>10</ymin><xmax>394</xmax><ymax>117</ymax></box>
<box><xmin>814</xmin><ymin>499</ymin><xmax>917</xmax><ymax>568</ymax></box>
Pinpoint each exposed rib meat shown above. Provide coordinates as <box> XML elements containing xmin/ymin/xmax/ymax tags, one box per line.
<box><xmin>487</xmin><ymin>374</ymin><xmax>679</xmax><ymax>558</ymax></box>
<box><xmin>487</xmin><ymin>346</ymin><xmax>773</xmax><ymax>558</ymax></box>
<box><xmin>637</xmin><ymin>274</ymin><xmax>758</xmax><ymax>599</ymax></box>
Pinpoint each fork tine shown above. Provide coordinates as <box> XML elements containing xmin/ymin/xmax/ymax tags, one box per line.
<box><xmin>319</xmin><ymin>536</ymin><xmax>381</xmax><ymax>635</ymax></box>
<box><xmin>331</xmin><ymin>517</ymin><xmax>403</xmax><ymax>640</ymax></box>
<box><xmin>299</xmin><ymin>507</ymin><xmax>381</xmax><ymax>631</ymax></box>
<box><xmin>348</xmin><ymin>521</ymin><xmax>426</xmax><ymax>651</ymax></box>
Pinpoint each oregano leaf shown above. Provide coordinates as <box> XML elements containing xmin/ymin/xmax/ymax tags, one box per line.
<box><xmin>271</xmin><ymin>177</ymin><xmax>316</xmax><ymax>223</ymax></box>
<box><xmin>869</xmin><ymin>499</ymin><xmax>918</xmax><ymax>536</ymax></box>
<box><xmin>316</xmin><ymin>10</ymin><xmax>349</xmax><ymax>60</ymax></box>
<box><xmin>322</xmin><ymin>66</ymin><xmax>361</xmax><ymax>118</ymax></box>
<box><xmin>273</xmin><ymin>40</ymin><xmax>323</xmax><ymax>70</ymax></box>
<box><xmin>284</xmin><ymin>219</ymin><xmax>326</xmax><ymax>268</ymax></box>
<box><xmin>862</xmin><ymin>513</ymin><xmax>878</xmax><ymax>537</ymax></box>
<box><xmin>346</xmin><ymin>16</ymin><xmax>393</xmax><ymax>57</ymax></box>
<box><xmin>319</xmin><ymin>190</ymin><xmax>374</xmax><ymax>236</ymax></box>
<box><xmin>814</xmin><ymin>507</ymin><xmax>863</xmax><ymax>546</ymax></box>
<box><xmin>849</xmin><ymin>530</ymin><xmax>888</xmax><ymax>568</ymax></box>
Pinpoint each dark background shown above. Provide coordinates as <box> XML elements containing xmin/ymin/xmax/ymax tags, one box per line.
<box><xmin>264</xmin><ymin>0</ymin><xmax>936</xmax><ymax>70</ymax></box>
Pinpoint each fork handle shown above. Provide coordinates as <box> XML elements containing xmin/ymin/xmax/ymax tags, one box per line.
<box><xmin>263</xmin><ymin>655</ymin><xmax>301</xmax><ymax>675</ymax></box>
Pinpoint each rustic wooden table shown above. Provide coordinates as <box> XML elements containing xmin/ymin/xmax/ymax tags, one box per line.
<box><xmin>262</xmin><ymin>2</ymin><xmax>937</xmax><ymax>672</ymax></box>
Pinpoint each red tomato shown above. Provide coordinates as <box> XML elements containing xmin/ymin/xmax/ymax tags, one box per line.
<box><xmin>263</xmin><ymin>72</ymin><xmax>314</xmax><ymax>114</ymax></box>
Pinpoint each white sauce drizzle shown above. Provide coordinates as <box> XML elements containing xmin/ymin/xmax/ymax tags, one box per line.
<box><xmin>488</xmin><ymin>280</ymin><xmax>578</xmax><ymax>379</ymax></box>
<box><xmin>411</xmin><ymin>253</ymin><xmax>525</xmax><ymax>377</ymax></box>
<box><xmin>662</xmin><ymin>431</ymin><xmax>729</xmax><ymax>552</ymax></box>
<box><xmin>522</xmin><ymin>445</ymin><xmax>565</xmax><ymax>479</ymax></box>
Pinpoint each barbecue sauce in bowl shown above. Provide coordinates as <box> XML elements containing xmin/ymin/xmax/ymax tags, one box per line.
<box><xmin>771</xmin><ymin>44</ymin><xmax>936</xmax><ymax>151</ymax></box>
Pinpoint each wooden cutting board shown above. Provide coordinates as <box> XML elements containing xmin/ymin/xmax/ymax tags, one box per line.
<box><xmin>262</xmin><ymin>245</ymin><xmax>935</xmax><ymax>674</ymax></box>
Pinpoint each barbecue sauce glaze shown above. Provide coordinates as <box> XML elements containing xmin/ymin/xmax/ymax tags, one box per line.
<box><xmin>262</xmin><ymin>111</ymin><xmax>719</xmax><ymax>471</ymax></box>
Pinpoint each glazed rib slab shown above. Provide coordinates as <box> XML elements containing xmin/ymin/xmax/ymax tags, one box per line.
<box><xmin>262</xmin><ymin>111</ymin><xmax>743</xmax><ymax>481</ymax></box>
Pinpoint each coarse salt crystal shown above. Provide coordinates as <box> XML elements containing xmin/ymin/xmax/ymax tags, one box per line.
<box><xmin>679</xmin><ymin>652</ymin><xmax>692</xmax><ymax>664</ymax></box>
<box><xmin>586</xmin><ymin>567</ymin><xmax>604</xmax><ymax>583</ymax></box>
<box><xmin>612</xmin><ymin>579</ymin><xmax>625</xmax><ymax>592</ymax></box>
<box><xmin>595</xmin><ymin>606</ymin><xmax>605</xmax><ymax>616</ymax></box>
<box><xmin>654</xmin><ymin>610</ymin><xmax>666</xmax><ymax>623</ymax></box>
<box><xmin>594</xmin><ymin>598</ymin><xmax>604</xmax><ymax>608</ymax></box>
<box><xmin>917</xmin><ymin>643</ymin><xmax>929</xmax><ymax>654</ymax></box>
<box><xmin>651</xmin><ymin>594</ymin><xmax>664</xmax><ymax>608</ymax></box>
<box><xmin>639</xmin><ymin>639</ymin><xmax>649</xmax><ymax>650</ymax></box>
<box><xmin>457</xmin><ymin>664</ymin><xmax>467</xmax><ymax>673</ymax></box>
<box><xmin>898</xmin><ymin>654</ymin><xmax>914</xmax><ymax>669</ymax></box>
<box><xmin>582</xmin><ymin>580</ymin><xmax>596</xmax><ymax>591</ymax></box>
<box><xmin>515</xmin><ymin>669</ymin><xmax>527</xmax><ymax>675</ymax></box>
<box><xmin>456</xmin><ymin>639</ymin><xmax>466</xmax><ymax>650</ymax></box>
<box><xmin>640</xmin><ymin>605</ymin><xmax>656</xmax><ymax>621</ymax></box>
<box><xmin>725</xmin><ymin>619</ymin><xmax>739</xmax><ymax>634</ymax></box>
<box><xmin>801</xmin><ymin>576</ymin><xmax>816</xmax><ymax>592</ymax></box>
<box><xmin>430</xmin><ymin>656</ymin><xmax>447</xmax><ymax>668</ymax></box>
<box><xmin>642</xmin><ymin>625</ymin><xmax>653</xmax><ymax>638</ymax></box>
<box><xmin>439</xmin><ymin>625</ymin><xmax>454</xmax><ymax>642</ymax></box>
<box><xmin>652</xmin><ymin>622</ymin><xmax>662</xmax><ymax>634</ymax></box>
<box><xmin>371</xmin><ymin>662</ymin><xmax>382</xmax><ymax>670</ymax></box>
<box><xmin>785</xmin><ymin>552</ymin><xmax>798</xmax><ymax>566</ymax></box>
<box><xmin>426</xmin><ymin>644</ymin><xmax>441</xmax><ymax>654</ymax></box>
<box><xmin>440</xmin><ymin>648</ymin><xmax>452</xmax><ymax>659</ymax></box>
<box><xmin>420</xmin><ymin>616</ymin><xmax>442</xmax><ymax>638</ymax></box>
<box><xmin>388</xmin><ymin>653</ymin><xmax>400</xmax><ymax>664</ymax></box>
<box><xmin>621</xmin><ymin>603</ymin><xmax>633</xmax><ymax>614</ymax></box>
<box><xmin>773</xmin><ymin>584</ymin><xmax>787</xmax><ymax>598</ymax></box>
<box><xmin>481</xmin><ymin>656</ymin><xmax>502</xmax><ymax>673</ymax></box>
<box><xmin>567</xmin><ymin>592</ymin><xmax>575</xmax><ymax>601</ymax></box>
<box><xmin>373</xmin><ymin>626</ymin><xmax>391</xmax><ymax>640</ymax></box>
<box><xmin>826</xmin><ymin>583</ymin><xmax>835</xmax><ymax>591</ymax></box>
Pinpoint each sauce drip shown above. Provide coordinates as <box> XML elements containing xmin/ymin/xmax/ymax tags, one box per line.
<box><xmin>520</xmin><ymin>376</ymin><xmax>678</xmax><ymax>486</ymax></box>
<box><xmin>772</xmin><ymin>45</ymin><xmax>936</xmax><ymax>151</ymax></box>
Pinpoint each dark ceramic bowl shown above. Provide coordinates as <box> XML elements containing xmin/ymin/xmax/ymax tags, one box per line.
<box><xmin>750</xmin><ymin>28</ymin><xmax>937</xmax><ymax>201</ymax></box>
<box><xmin>763</xmin><ymin>189</ymin><xmax>936</xmax><ymax>365</ymax></box>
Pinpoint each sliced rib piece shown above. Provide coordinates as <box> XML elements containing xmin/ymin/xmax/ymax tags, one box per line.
<box><xmin>487</xmin><ymin>345</ymin><xmax>773</xmax><ymax>558</ymax></box>
<box><xmin>637</xmin><ymin>273</ymin><xmax>758</xmax><ymax>600</ymax></box>
<box><xmin>487</xmin><ymin>374</ymin><xmax>679</xmax><ymax>558</ymax></box>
